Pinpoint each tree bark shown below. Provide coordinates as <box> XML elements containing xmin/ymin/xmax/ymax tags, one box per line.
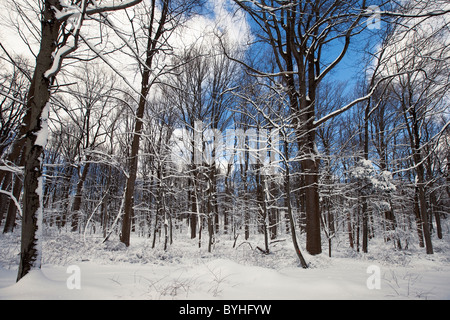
<box><xmin>302</xmin><ymin>157</ymin><xmax>322</xmax><ymax>255</ymax></box>
<box><xmin>71</xmin><ymin>160</ymin><xmax>91</xmax><ymax>232</ymax></box>
<box><xmin>416</xmin><ymin>168</ymin><xmax>433</xmax><ymax>254</ymax></box>
<box><xmin>0</xmin><ymin>173</ymin><xmax>13</xmax><ymax>226</ymax></box>
<box><xmin>347</xmin><ymin>210</ymin><xmax>354</xmax><ymax>249</ymax></box>
<box><xmin>16</xmin><ymin>0</ymin><xmax>63</xmax><ymax>282</ymax></box>
<box><xmin>190</xmin><ymin>165</ymin><xmax>198</xmax><ymax>239</ymax></box>
<box><xmin>430</xmin><ymin>191</ymin><xmax>442</xmax><ymax>239</ymax></box>
<box><xmin>414</xmin><ymin>191</ymin><xmax>425</xmax><ymax>248</ymax></box>
<box><xmin>121</xmin><ymin>77</ymin><xmax>149</xmax><ymax>247</ymax></box>
<box><xmin>3</xmin><ymin>176</ymin><xmax>22</xmax><ymax>233</ymax></box>
<box><xmin>411</xmin><ymin>113</ymin><xmax>433</xmax><ymax>254</ymax></box>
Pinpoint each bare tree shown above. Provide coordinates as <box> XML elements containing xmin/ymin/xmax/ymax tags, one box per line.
<box><xmin>118</xmin><ymin>0</ymin><xmax>201</xmax><ymax>247</ymax></box>
<box><xmin>230</xmin><ymin>0</ymin><xmax>369</xmax><ymax>255</ymax></box>
<box><xmin>370</xmin><ymin>0</ymin><xmax>450</xmax><ymax>254</ymax></box>
<box><xmin>0</xmin><ymin>56</ymin><xmax>30</xmax><ymax>232</ymax></box>
<box><xmin>1</xmin><ymin>0</ymin><xmax>143</xmax><ymax>282</ymax></box>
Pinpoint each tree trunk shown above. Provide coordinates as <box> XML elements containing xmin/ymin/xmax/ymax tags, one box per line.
<box><xmin>429</xmin><ymin>191</ymin><xmax>442</xmax><ymax>240</ymax></box>
<box><xmin>269</xmin><ymin>181</ymin><xmax>277</xmax><ymax>240</ymax></box>
<box><xmin>71</xmin><ymin>160</ymin><xmax>91</xmax><ymax>232</ymax></box>
<box><xmin>447</xmin><ymin>151</ymin><xmax>450</xmax><ymax>199</ymax></box>
<box><xmin>284</xmin><ymin>139</ymin><xmax>308</xmax><ymax>268</ymax></box>
<box><xmin>121</xmin><ymin>0</ymin><xmax>168</xmax><ymax>247</ymax></box>
<box><xmin>414</xmin><ymin>190</ymin><xmax>425</xmax><ymax>248</ymax></box>
<box><xmin>416</xmin><ymin>175</ymin><xmax>433</xmax><ymax>254</ymax></box>
<box><xmin>362</xmin><ymin>98</ymin><xmax>370</xmax><ymax>253</ymax></box>
<box><xmin>207</xmin><ymin>211</ymin><xmax>213</xmax><ymax>253</ymax></box>
<box><xmin>256</xmin><ymin>165</ymin><xmax>265</xmax><ymax>235</ymax></box>
<box><xmin>240</xmin><ymin>150</ymin><xmax>250</xmax><ymax>240</ymax></box>
<box><xmin>190</xmin><ymin>166</ymin><xmax>198</xmax><ymax>239</ymax></box>
<box><xmin>17</xmin><ymin>0</ymin><xmax>62</xmax><ymax>282</ymax></box>
<box><xmin>0</xmin><ymin>173</ymin><xmax>13</xmax><ymax>226</ymax></box>
<box><xmin>302</xmin><ymin>157</ymin><xmax>322</xmax><ymax>255</ymax></box>
<box><xmin>347</xmin><ymin>210</ymin><xmax>355</xmax><ymax>249</ymax></box>
<box><xmin>412</xmin><ymin>121</ymin><xmax>433</xmax><ymax>254</ymax></box>
<box><xmin>362</xmin><ymin>199</ymin><xmax>368</xmax><ymax>253</ymax></box>
<box><xmin>3</xmin><ymin>176</ymin><xmax>22</xmax><ymax>233</ymax></box>
<box><xmin>347</xmin><ymin>210</ymin><xmax>354</xmax><ymax>249</ymax></box>
<box><xmin>121</xmin><ymin>88</ymin><xmax>147</xmax><ymax>247</ymax></box>
<box><xmin>151</xmin><ymin>206</ymin><xmax>159</xmax><ymax>249</ymax></box>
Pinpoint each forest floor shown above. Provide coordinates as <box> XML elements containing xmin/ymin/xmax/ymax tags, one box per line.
<box><xmin>0</xmin><ymin>225</ymin><xmax>449</xmax><ymax>300</ymax></box>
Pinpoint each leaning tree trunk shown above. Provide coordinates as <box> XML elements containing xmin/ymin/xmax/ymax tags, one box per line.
<box><xmin>284</xmin><ymin>139</ymin><xmax>308</xmax><ymax>268</ymax></box>
<box><xmin>121</xmin><ymin>82</ymin><xmax>148</xmax><ymax>247</ymax></box>
<box><xmin>121</xmin><ymin>0</ymin><xmax>168</xmax><ymax>247</ymax></box>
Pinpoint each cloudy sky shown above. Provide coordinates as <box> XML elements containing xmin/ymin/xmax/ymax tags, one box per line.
<box><xmin>0</xmin><ymin>0</ymin><xmax>250</xmax><ymax>87</ymax></box>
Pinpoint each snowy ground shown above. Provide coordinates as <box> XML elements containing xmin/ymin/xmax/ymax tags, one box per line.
<box><xmin>1</xmin><ymin>229</ymin><xmax>449</xmax><ymax>300</ymax></box>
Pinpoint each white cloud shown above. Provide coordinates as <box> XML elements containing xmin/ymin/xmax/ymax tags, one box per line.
<box><xmin>170</xmin><ymin>0</ymin><xmax>251</xmax><ymax>54</ymax></box>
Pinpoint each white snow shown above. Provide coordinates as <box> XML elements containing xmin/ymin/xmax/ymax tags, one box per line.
<box><xmin>31</xmin><ymin>175</ymin><xmax>44</xmax><ymax>270</ymax></box>
<box><xmin>1</xmin><ymin>231</ymin><xmax>449</xmax><ymax>300</ymax></box>
<box><xmin>34</xmin><ymin>103</ymin><xmax>49</xmax><ymax>147</ymax></box>
<box><xmin>44</xmin><ymin>36</ymin><xmax>76</xmax><ymax>79</ymax></box>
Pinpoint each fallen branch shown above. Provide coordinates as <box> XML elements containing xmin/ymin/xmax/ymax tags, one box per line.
<box><xmin>256</xmin><ymin>246</ymin><xmax>270</xmax><ymax>255</ymax></box>
<box><xmin>270</xmin><ymin>238</ymin><xmax>287</xmax><ymax>245</ymax></box>
<box><xmin>236</xmin><ymin>241</ymin><xmax>253</xmax><ymax>250</ymax></box>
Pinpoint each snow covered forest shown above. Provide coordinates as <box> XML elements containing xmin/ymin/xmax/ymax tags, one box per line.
<box><xmin>0</xmin><ymin>0</ymin><xmax>450</xmax><ymax>300</ymax></box>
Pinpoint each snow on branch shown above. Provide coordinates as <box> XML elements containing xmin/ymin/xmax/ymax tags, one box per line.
<box><xmin>313</xmin><ymin>66</ymin><xmax>427</xmax><ymax>128</ymax></box>
<box><xmin>53</xmin><ymin>0</ymin><xmax>144</xmax><ymax>21</ymax></box>
<box><xmin>45</xmin><ymin>0</ymin><xmax>88</xmax><ymax>79</ymax></box>
<box><xmin>0</xmin><ymin>190</ymin><xmax>22</xmax><ymax>218</ymax></box>
<box><xmin>45</xmin><ymin>0</ymin><xmax>143</xmax><ymax>79</ymax></box>
<box><xmin>377</xmin><ymin>8</ymin><xmax>450</xmax><ymax>19</ymax></box>
<box><xmin>0</xmin><ymin>160</ymin><xmax>23</xmax><ymax>175</ymax></box>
